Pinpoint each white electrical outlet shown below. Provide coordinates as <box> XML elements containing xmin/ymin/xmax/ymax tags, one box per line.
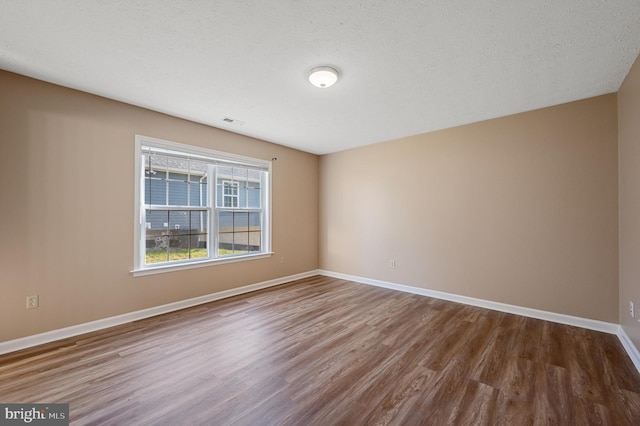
<box><xmin>631</xmin><ymin>301</ymin><xmax>635</xmax><ymax>318</ymax></box>
<box><xmin>26</xmin><ymin>295</ymin><xmax>39</xmax><ymax>309</ymax></box>
<box><xmin>389</xmin><ymin>259</ymin><xmax>396</xmax><ymax>269</ymax></box>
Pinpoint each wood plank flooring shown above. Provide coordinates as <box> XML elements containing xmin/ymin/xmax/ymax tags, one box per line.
<box><xmin>1</xmin><ymin>275</ymin><xmax>640</xmax><ymax>425</ymax></box>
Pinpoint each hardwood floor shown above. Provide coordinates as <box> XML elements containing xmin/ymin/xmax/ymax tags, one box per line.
<box><xmin>1</xmin><ymin>275</ymin><xmax>639</xmax><ymax>425</ymax></box>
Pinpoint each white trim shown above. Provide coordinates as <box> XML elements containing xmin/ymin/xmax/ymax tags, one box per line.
<box><xmin>134</xmin><ymin>135</ymin><xmax>272</xmax><ymax>273</ymax></box>
<box><xmin>0</xmin><ymin>270</ymin><xmax>319</xmax><ymax>356</ymax></box>
<box><xmin>135</xmin><ymin>134</ymin><xmax>271</xmax><ymax>170</ymax></box>
<box><xmin>319</xmin><ymin>270</ymin><xmax>640</xmax><ymax>374</ymax></box>
<box><xmin>318</xmin><ymin>270</ymin><xmax>619</xmax><ymax>334</ymax></box>
<box><xmin>132</xmin><ymin>252</ymin><xmax>274</xmax><ymax>277</ymax></box>
<box><xmin>6</xmin><ymin>269</ymin><xmax>640</xmax><ymax>376</ymax></box>
<box><xmin>617</xmin><ymin>326</ymin><xmax>640</xmax><ymax>373</ymax></box>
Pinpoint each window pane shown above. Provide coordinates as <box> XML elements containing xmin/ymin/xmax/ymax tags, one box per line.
<box><xmin>144</xmin><ymin>176</ymin><xmax>151</xmax><ymax>205</ymax></box>
<box><xmin>249</xmin><ymin>212</ymin><xmax>261</xmax><ymax>252</ymax></box>
<box><xmin>247</xmin><ymin>181</ymin><xmax>261</xmax><ymax>208</ymax></box>
<box><xmin>190</xmin><ymin>211</ymin><xmax>208</xmax><ymax>259</ymax></box>
<box><xmin>238</xmin><ymin>181</ymin><xmax>246</xmax><ymax>208</ymax></box>
<box><xmin>169</xmin><ymin>211</ymin><xmax>189</xmax><ymax>235</ymax></box>
<box><xmin>219</xmin><ymin>211</ymin><xmax>232</xmax><ymax>230</ymax></box>
<box><xmin>189</xmin><ymin>174</ymin><xmax>206</xmax><ymax>207</ymax></box>
<box><xmin>249</xmin><ymin>212</ymin><xmax>261</xmax><ymax>229</ymax></box>
<box><xmin>145</xmin><ymin>209</ymin><xmax>208</xmax><ymax>264</ymax></box>
<box><xmin>216</xmin><ymin>210</ymin><xmax>262</xmax><ymax>257</ymax></box>
<box><xmin>146</xmin><ymin>155</ymin><xmax>167</xmax><ymax>205</ymax></box>
<box><xmin>145</xmin><ymin>209</ymin><xmax>168</xmax><ymax>264</ymax></box>
<box><xmin>218</xmin><ymin>210</ymin><xmax>233</xmax><ymax>255</ymax></box>
<box><xmin>138</xmin><ymin>141</ymin><xmax>270</xmax><ymax>269</ymax></box>
<box><xmin>201</xmin><ymin>177</ymin><xmax>208</xmax><ymax>206</ymax></box>
<box><xmin>218</xmin><ymin>210</ymin><xmax>229</xmax><ymax>254</ymax></box>
<box><xmin>146</xmin><ymin>174</ymin><xmax>167</xmax><ymax>205</ymax></box>
<box><xmin>190</xmin><ymin>235</ymin><xmax>207</xmax><ymax>259</ymax></box>
<box><xmin>151</xmin><ymin>175</ymin><xmax>167</xmax><ymax>205</ymax></box>
<box><xmin>233</xmin><ymin>212</ymin><xmax>249</xmax><ymax>233</ymax></box>
<box><xmin>233</xmin><ymin>232</ymin><xmax>249</xmax><ymax>254</ymax></box>
<box><xmin>146</xmin><ymin>210</ymin><xmax>169</xmax><ymax>235</ymax></box>
<box><xmin>190</xmin><ymin>211</ymin><xmax>206</xmax><ymax>232</ymax></box>
<box><xmin>168</xmin><ymin>172</ymin><xmax>188</xmax><ymax>206</ymax></box>
<box><xmin>146</xmin><ymin>235</ymin><xmax>169</xmax><ymax>264</ymax></box>
<box><xmin>249</xmin><ymin>231</ymin><xmax>262</xmax><ymax>252</ymax></box>
<box><xmin>218</xmin><ymin>231</ymin><xmax>233</xmax><ymax>256</ymax></box>
<box><xmin>234</xmin><ymin>168</ymin><xmax>249</xmax><ymax>208</ymax></box>
<box><xmin>169</xmin><ymin>235</ymin><xmax>190</xmax><ymax>261</ymax></box>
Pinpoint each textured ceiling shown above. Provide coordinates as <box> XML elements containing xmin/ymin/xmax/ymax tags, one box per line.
<box><xmin>1</xmin><ymin>1</ymin><xmax>640</xmax><ymax>155</ymax></box>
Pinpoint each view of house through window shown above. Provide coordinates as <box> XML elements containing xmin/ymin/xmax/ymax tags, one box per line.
<box><xmin>222</xmin><ymin>180</ymin><xmax>239</xmax><ymax>207</ymax></box>
<box><xmin>135</xmin><ymin>136</ymin><xmax>270</xmax><ymax>271</ymax></box>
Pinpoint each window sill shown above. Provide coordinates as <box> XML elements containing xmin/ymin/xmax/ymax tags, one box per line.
<box><xmin>132</xmin><ymin>252</ymin><xmax>274</xmax><ymax>277</ymax></box>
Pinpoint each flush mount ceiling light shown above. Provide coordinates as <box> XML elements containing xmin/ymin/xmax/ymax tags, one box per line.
<box><xmin>308</xmin><ymin>66</ymin><xmax>339</xmax><ymax>88</ymax></box>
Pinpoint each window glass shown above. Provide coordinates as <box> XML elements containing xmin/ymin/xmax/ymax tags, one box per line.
<box><xmin>136</xmin><ymin>136</ymin><xmax>270</xmax><ymax>272</ymax></box>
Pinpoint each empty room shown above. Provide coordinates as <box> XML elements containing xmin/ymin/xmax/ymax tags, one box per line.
<box><xmin>2</xmin><ymin>1</ymin><xmax>640</xmax><ymax>424</ymax></box>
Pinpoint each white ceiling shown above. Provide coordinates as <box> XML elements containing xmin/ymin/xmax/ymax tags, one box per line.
<box><xmin>1</xmin><ymin>1</ymin><xmax>640</xmax><ymax>155</ymax></box>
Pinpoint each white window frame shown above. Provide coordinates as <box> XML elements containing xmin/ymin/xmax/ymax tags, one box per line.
<box><xmin>133</xmin><ymin>135</ymin><xmax>272</xmax><ymax>276</ymax></box>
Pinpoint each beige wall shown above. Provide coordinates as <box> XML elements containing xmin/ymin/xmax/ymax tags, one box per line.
<box><xmin>0</xmin><ymin>70</ymin><xmax>319</xmax><ymax>342</ymax></box>
<box><xmin>320</xmin><ymin>94</ymin><xmax>619</xmax><ymax>322</ymax></box>
<box><xmin>619</xmin><ymin>54</ymin><xmax>640</xmax><ymax>350</ymax></box>
<box><xmin>0</xmin><ymin>64</ymin><xmax>628</xmax><ymax>343</ymax></box>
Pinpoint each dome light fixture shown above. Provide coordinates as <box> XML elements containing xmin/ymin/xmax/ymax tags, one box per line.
<box><xmin>308</xmin><ymin>66</ymin><xmax>339</xmax><ymax>88</ymax></box>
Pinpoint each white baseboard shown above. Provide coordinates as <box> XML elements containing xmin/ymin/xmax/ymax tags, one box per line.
<box><xmin>4</xmin><ymin>269</ymin><xmax>640</xmax><ymax>376</ymax></box>
<box><xmin>319</xmin><ymin>270</ymin><xmax>619</xmax><ymax>333</ymax></box>
<box><xmin>617</xmin><ymin>326</ymin><xmax>640</xmax><ymax>373</ymax></box>
<box><xmin>319</xmin><ymin>270</ymin><xmax>640</xmax><ymax>374</ymax></box>
<box><xmin>0</xmin><ymin>270</ymin><xmax>320</xmax><ymax>356</ymax></box>
<box><xmin>319</xmin><ymin>270</ymin><xmax>640</xmax><ymax>373</ymax></box>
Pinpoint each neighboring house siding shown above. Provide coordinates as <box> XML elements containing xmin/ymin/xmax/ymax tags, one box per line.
<box><xmin>144</xmin><ymin>172</ymin><xmax>207</xmax><ymax>232</ymax></box>
<box><xmin>145</xmin><ymin>173</ymin><xmax>207</xmax><ymax>208</ymax></box>
<box><xmin>215</xmin><ymin>180</ymin><xmax>261</xmax><ymax>208</ymax></box>
<box><xmin>144</xmin><ymin>170</ymin><xmax>261</xmax><ymax>251</ymax></box>
<box><xmin>218</xmin><ymin>211</ymin><xmax>261</xmax><ymax>229</ymax></box>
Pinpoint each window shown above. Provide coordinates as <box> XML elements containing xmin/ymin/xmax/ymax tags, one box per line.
<box><xmin>134</xmin><ymin>135</ymin><xmax>271</xmax><ymax>274</ymax></box>
<box><xmin>222</xmin><ymin>181</ymin><xmax>239</xmax><ymax>207</ymax></box>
